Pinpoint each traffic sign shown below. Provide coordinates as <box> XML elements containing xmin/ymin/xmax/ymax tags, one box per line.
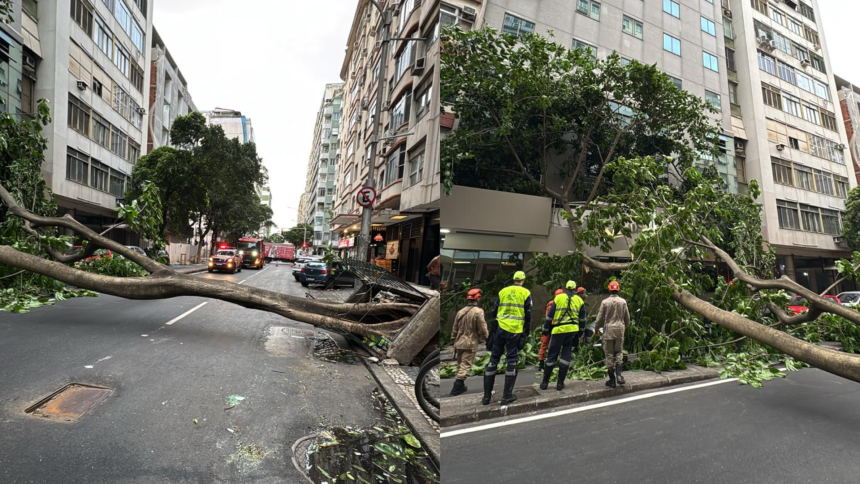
<box><xmin>357</xmin><ymin>186</ymin><xmax>377</xmax><ymax>208</ymax></box>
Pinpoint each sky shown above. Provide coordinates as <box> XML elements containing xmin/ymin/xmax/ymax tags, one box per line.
<box><xmin>817</xmin><ymin>0</ymin><xmax>860</xmax><ymax>84</ymax></box>
<box><xmin>152</xmin><ymin>0</ymin><xmax>357</xmax><ymax>230</ymax></box>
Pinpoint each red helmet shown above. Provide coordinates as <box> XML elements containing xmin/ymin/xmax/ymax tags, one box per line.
<box><xmin>576</xmin><ymin>287</ymin><xmax>586</xmax><ymax>294</ymax></box>
<box><xmin>554</xmin><ymin>289</ymin><xmax>565</xmax><ymax>296</ymax></box>
<box><xmin>608</xmin><ymin>281</ymin><xmax>620</xmax><ymax>292</ymax></box>
<box><xmin>467</xmin><ymin>288</ymin><xmax>484</xmax><ymax>301</ymax></box>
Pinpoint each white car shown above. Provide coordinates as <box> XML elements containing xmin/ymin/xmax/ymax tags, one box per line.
<box><xmin>292</xmin><ymin>257</ymin><xmax>322</xmax><ymax>281</ymax></box>
<box><xmin>836</xmin><ymin>291</ymin><xmax>860</xmax><ymax>307</ymax></box>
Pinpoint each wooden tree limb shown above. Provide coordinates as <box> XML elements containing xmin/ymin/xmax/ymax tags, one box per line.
<box><xmin>0</xmin><ymin>246</ymin><xmax>416</xmax><ymax>339</ymax></box>
<box><xmin>767</xmin><ymin>302</ymin><xmax>823</xmax><ymax>326</ymax></box>
<box><xmin>21</xmin><ymin>221</ymin><xmax>99</xmax><ymax>264</ymax></box>
<box><xmin>0</xmin><ymin>183</ymin><xmax>166</xmax><ymax>273</ymax></box>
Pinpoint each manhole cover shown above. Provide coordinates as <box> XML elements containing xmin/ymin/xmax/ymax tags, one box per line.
<box><xmin>25</xmin><ymin>383</ymin><xmax>112</xmax><ymax>422</ymax></box>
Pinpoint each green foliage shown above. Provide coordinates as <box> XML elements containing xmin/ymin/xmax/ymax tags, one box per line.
<box><xmin>282</xmin><ymin>223</ymin><xmax>314</xmax><ymax>247</ymax></box>
<box><xmin>843</xmin><ymin>186</ymin><xmax>860</xmax><ymax>251</ymax></box>
<box><xmin>118</xmin><ymin>180</ymin><xmax>165</xmax><ymax>250</ymax></box>
<box><xmin>264</xmin><ymin>233</ymin><xmax>285</xmax><ymax>243</ymax></box>
<box><xmin>74</xmin><ymin>256</ymin><xmax>148</xmax><ymax>278</ymax></box>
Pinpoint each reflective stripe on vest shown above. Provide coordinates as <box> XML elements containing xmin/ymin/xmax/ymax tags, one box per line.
<box><xmin>497</xmin><ymin>285</ymin><xmax>531</xmax><ymax>334</ymax></box>
<box><xmin>551</xmin><ymin>293</ymin><xmax>583</xmax><ymax>335</ymax></box>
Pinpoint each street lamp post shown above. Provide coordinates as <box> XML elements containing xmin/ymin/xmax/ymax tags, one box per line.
<box><xmin>357</xmin><ymin>1</ymin><xmax>392</xmax><ymax>262</ymax></box>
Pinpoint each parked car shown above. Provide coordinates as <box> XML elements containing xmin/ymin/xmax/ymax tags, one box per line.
<box><xmin>67</xmin><ymin>246</ymin><xmax>112</xmax><ymax>262</ymax></box>
<box><xmin>292</xmin><ymin>257</ymin><xmax>322</xmax><ymax>281</ymax></box>
<box><xmin>300</xmin><ymin>261</ymin><xmax>356</xmax><ymax>288</ymax></box>
<box><xmin>787</xmin><ymin>294</ymin><xmax>841</xmax><ymax>314</ymax></box>
<box><xmin>836</xmin><ymin>291</ymin><xmax>860</xmax><ymax>307</ymax></box>
<box><xmin>208</xmin><ymin>249</ymin><xmax>242</xmax><ymax>274</ymax></box>
<box><xmin>125</xmin><ymin>246</ymin><xmax>147</xmax><ymax>257</ymax></box>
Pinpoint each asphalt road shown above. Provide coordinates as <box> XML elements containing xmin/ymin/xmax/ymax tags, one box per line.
<box><xmin>441</xmin><ymin>369</ymin><xmax>860</xmax><ymax>484</ymax></box>
<box><xmin>0</xmin><ymin>265</ymin><xmax>379</xmax><ymax>484</ymax></box>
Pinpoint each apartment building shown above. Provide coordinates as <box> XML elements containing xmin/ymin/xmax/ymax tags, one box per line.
<box><xmin>203</xmin><ymin>107</ymin><xmax>254</xmax><ymax>144</ymax></box>
<box><xmin>330</xmin><ymin>0</ymin><xmax>443</xmax><ymax>284</ymax></box>
<box><xmin>441</xmin><ymin>0</ymin><xmax>854</xmax><ymax>294</ymax></box>
<box><xmin>834</xmin><ymin>74</ymin><xmax>860</xmax><ymax>184</ymax></box>
<box><xmin>299</xmin><ymin>83</ymin><xmax>343</xmax><ymax>255</ymax></box>
<box><xmin>147</xmin><ymin>25</ymin><xmax>196</xmax><ymax>152</ymax></box>
<box><xmin>33</xmin><ymin>0</ymin><xmax>153</xmax><ymax>244</ymax></box>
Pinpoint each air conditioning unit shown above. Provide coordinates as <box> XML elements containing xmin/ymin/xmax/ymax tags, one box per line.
<box><xmin>133</xmin><ymin>48</ymin><xmax>141</xmax><ymax>61</ymax></box>
<box><xmin>350</xmin><ymin>71</ymin><xmax>356</xmax><ymax>78</ymax></box>
<box><xmin>776</xmin><ymin>143</ymin><xmax>786</xmax><ymax>151</ymax></box>
<box><xmin>76</xmin><ymin>79</ymin><xmax>88</xmax><ymax>91</ymax></box>
<box><xmin>325</xmin><ymin>98</ymin><xmax>333</xmax><ymax>103</ymax></box>
<box><xmin>462</xmin><ymin>6</ymin><xmax>477</xmax><ymax>21</ymax></box>
<box><xmin>136</xmin><ymin>107</ymin><xmax>146</xmax><ymax>115</ymax></box>
<box><xmin>357</xmin><ymin>114</ymin><xmax>362</xmax><ymax>122</ymax></box>
<box><xmin>837</xmin><ymin>143</ymin><xmax>847</xmax><ymax>150</ymax></box>
<box><xmin>723</xmin><ymin>7</ymin><xmax>733</xmax><ymax>18</ymax></box>
<box><xmin>813</xmin><ymin>44</ymin><xmax>821</xmax><ymax>51</ymax></box>
<box><xmin>801</xmin><ymin>59</ymin><xmax>811</xmax><ymax>68</ymax></box>
<box><xmin>834</xmin><ymin>235</ymin><xmax>847</xmax><ymax>246</ymax></box>
<box><xmin>23</xmin><ymin>55</ymin><xmax>36</xmax><ymax>68</ymax></box>
<box><xmin>375</xmin><ymin>40</ymin><xmax>382</xmax><ymax>51</ymax></box>
<box><xmin>360</xmin><ymin>99</ymin><xmax>369</xmax><ymax>110</ymax></box>
<box><xmin>411</xmin><ymin>57</ymin><xmax>426</xmax><ymax>76</ymax></box>
<box><xmin>758</xmin><ymin>37</ymin><xmax>776</xmax><ymax>52</ymax></box>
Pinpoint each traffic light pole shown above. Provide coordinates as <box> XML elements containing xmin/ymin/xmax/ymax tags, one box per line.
<box><xmin>357</xmin><ymin>2</ymin><xmax>391</xmax><ymax>262</ymax></box>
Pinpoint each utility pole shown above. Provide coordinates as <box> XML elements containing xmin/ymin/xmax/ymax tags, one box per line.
<box><xmin>357</xmin><ymin>1</ymin><xmax>392</xmax><ymax>262</ymax></box>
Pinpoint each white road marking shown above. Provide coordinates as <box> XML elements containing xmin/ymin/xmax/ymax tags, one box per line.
<box><xmin>84</xmin><ymin>365</ymin><xmax>93</xmax><ymax>369</ymax></box>
<box><xmin>237</xmin><ymin>267</ymin><xmax>268</xmax><ymax>285</ymax></box>
<box><xmin>441</xmin><ymin>373</ymin><xmax>785</xmax><ymax>438</ymax></box>
<box><xmin>165</xmin><ymin>302</ymin><xmax>208</xmax><ymax>325</ymax></box>
<box><xmin>95</xmin><ymin>356</ymin><xmax>112</xmax><ymax>363</ymax></box>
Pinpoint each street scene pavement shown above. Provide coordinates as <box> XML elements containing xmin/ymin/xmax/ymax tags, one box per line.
<box><xmin>0</xmin><ymin>265</ymin><xmax>388</xmax><ymax>483</ymax></box>
<box><xmin>441</xmin><ymin>368</ymin><xmax>860</xmax><ymax>483</ymax></box>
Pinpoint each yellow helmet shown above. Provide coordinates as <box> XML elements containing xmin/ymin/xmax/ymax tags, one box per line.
<box><xmin>513</xmin><ymin>271</ymin><xmax>526</xmax><ymax>281</ymax></box>
<box><xmin>565</xmin><ymin>280</ymin><xmax>576</xmax><ymax>289</ymax></box>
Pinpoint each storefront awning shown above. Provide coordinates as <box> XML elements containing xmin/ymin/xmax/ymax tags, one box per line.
<box><xmin>21</xmin><ymin>13</ymin><xmax>41</xmax><ymax>58</ymax></box>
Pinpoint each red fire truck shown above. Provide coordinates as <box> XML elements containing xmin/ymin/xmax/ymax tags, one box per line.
<box><xmin>237</xmin><ymin>237</ymin><xmax>265</xmax><ymax>269</ymax></box>
<box><xmin>262</xmin><ymin>242</ymin><xmax>295</xmax><ymax>263</ymax></box>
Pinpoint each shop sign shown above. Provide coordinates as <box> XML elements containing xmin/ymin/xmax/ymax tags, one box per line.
<box><xmin>386</xmin><ymin>240</ymin><xmax>399</xmax><ymax>260</ymax></box>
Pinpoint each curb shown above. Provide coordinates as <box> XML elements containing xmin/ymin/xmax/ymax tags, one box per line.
<box><xmin>441</xmin><ymin>365</ymin><xmax>720</xmax><ymax>427</ymax></box>
<box><xmin>361</xmin><ymin>358</ymin><xmax>440</xmax><ymax>465</ymax></box>
<box><xmin>177</xmin><ymin>267</ymin><xmax>208</xmax><ymax>275</ymax></box>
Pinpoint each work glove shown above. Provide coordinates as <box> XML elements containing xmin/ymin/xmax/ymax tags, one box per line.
<box><xmin>486</xmin><ymin>328</ymin><xmax>496</xmax><ymax>351</ymax></box>
<box><xmin>518</xmin><ymin>333</ymin><xmax>527</xmax><ymax>350</ymax></box>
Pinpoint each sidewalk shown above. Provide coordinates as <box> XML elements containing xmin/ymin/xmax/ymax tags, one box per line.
<box><xmin>441</xmin><ymin>365</ymin><xmax>720</xmax><ymax>427</ymax></box>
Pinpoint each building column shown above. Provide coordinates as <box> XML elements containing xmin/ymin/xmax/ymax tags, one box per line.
<box><xmin>783</xmin><ymin>254</ymin><xmax>796</xmax><ymax>282</ymax></box>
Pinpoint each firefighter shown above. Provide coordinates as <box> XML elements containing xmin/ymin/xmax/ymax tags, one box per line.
<box><xmin>483</xmin><ymin>271</ymin><xmax>532</xmax><ymax>405</ymax></box>
<box><xmin>539</xmin><ymin>281</ymin><xmax>584</xmax><ymax>391</ymax></box>
<box><xmin>594</xmin><ymin>280</ymin><xmax>630</xmax><ymax>388</ymax></box>
<box><xmin>538</xmin><ymin>289</ymin><xmax>565</xmax><ymax>371</ymax></box>
<box><xmin>449</xmin><ymin>288</ymin><xmax>488</xmax><ymax>397</ymax></box>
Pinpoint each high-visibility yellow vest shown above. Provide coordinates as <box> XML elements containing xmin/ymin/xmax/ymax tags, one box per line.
<box><xmin>497</xmin><ymin>285</ymin><xmax>531</xmax><ymax>334</ymax></box>
<box><xmin>551</xmin><ymin>293</ymin><xmax>583</xmax><ymax>335</ymax></box>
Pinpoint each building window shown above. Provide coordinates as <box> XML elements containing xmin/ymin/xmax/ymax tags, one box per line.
<box><xmin>752</xmin><ymin>0</ymin><xmax>768</xmax><ymax>15</ymax></box>
<box><xmin>777</xmin><ymin>200</ymin><xmax>800</xmax><ymax>230</ymax></box>
<box><xmin>440</xmin><ymin>4</ymin><xmax>458</xmax><ymax>26</ymax></box>
<box><xmin>701</xmin><ymin>17</ymin><xmax>716</xmax><ymax>36</ymax></box>
<box><xmin>573</xmin><ymin>40</ymin><xmax>596</xmax><ymax>59</ymax></box>
<box><xmin>800</xmin><ymin>204</ymin><xmax>822</xmax><ymax>233</ymax></box>
<box><xmin>502</xmin><ymin>13</ymin><xmax>535</xmax><ymax>39</ymax></box>
<box><xmin>663</xmin><ymin>0</ymin><xmax>680</xmax><ymax>18</ymax></box>
<box><xmin>758</xmin><ymin>51</ymin><xmax>776</xmax><ymax>76</ymax></box>
<box><xmin>395</xmin><ymin>40</ymin><xmax>416</xmax><ymax>81</ymax></box>
<box><xmin>131</xmin><ymin>21</ymin><xmax>144</xmax><ymax>53</ymax></box>
<box><xmin>777</xmin><ymin>61</ymin><xmax>795</xmax><ymax>85</ymax></box>
<box><xmin>724</xmin><ymin>18</ymin><xmax>734</xmax><ymax>39</ymax></box>
<box><xmin>577</xmin><ymin>0</ymin><xmax>600</xmax><ymax>21</ymax></box>
<box><xmin>728</xmin><ymin>82</ymin><xmax>738</xmax><ymax>105</ymax></box>
<box><xmin>622</xmin><ymin>16</ymin><xmax>643</xmax><ymax>39</ymax></box>
<box><xmin>802</xmin><ymin>103</ymin><xmax>820</xmax><ymax>125</ymax></box>
<box><xmin>724</xmin><ymin>48</ymin><xmax>736</xmax><ymax>71</ymax></box>
<box><xmin>71</xmin><ymin>0</ymin><xmax>93</xmax><ymax>36</ymax></box>
<box><xmin>770</xmin><ymin>7</ymin><xmax>786</xmax><ymax>27</ymax></box>
<box><xmin>162</xmin><ymin>102</ymin><xmax>170</xmax><ymax>129</ymax></box>
<box><xmin>109</xmin><ymin>169</ymin><xmax>127</xmax><ymax>197</ymax></box>
<box><xmin>705</xmin><ymin>91</ymin><xmax>721</xmax><ymax>112</ymax></box>
<box><xmin>111</xmin><ymin>128</ymin><xmax>128</xmax><ymax>158</ymax></box>
<box><xmin>67</xmin><ymin>148</ymin><xmax>89</xmax><ymax>185</ymax></box>
<box><xmin>128</xmin><ymin>140</ymin><xmax>140</xmax><ymax>164</ymax></box>
<box><xmin>799</xmin><ymin>1</ymin><xmax>815</xmax><ymax>22</ymax></box>
<box><xmin>805</xmin><ymin>27</ymin><xmax>821</xmax><ymax>49</ymax></box>
<box><xmin>114</xmin><ymin>43</ymin><xmax>130</xmax><ymax>77</ymax></box>
<box><xmin>663</xmin><ymin>34</ymin><xmax>681</xmax><ymax>56</ymax></box>
<box><xmin>703</xmin><ymin>52</ymin><xmax>719</xmax><ymax>72</ymax></box>
<box><xmin>796</xmin><ymin>71</ymin><xmax>813</xmax><ymax>93</ymax></box>
<box><xmin>68</xmin><ymin>95</ymin><xmax>91</xmax><ymax>136</ymax></box>
<box><xmin>130</xmin><ymin>99</ymin><xmax>143</xmax><ymax>130</ymax></box>
<box><xmin>133</xmin><ymin>0</ymin><xmax>147</xmax><ymax>15</ymax></box>
<box><xmin>113</xmin><ymin>84</ymin><xmax>129</xmax><ymax>119</ymax></box>
<box><xmin>130</xmin><ymin>64</ymin><xmax>144</xmax><ymax>93</ymax></box>
<box><xmin>386</xmin><ymin>145</ymin><xmax>406</xmax><ymax>185</ymax></box>
<box><xmin>783</xmin><ymin>92</ymin><xmax>801</xmax><ymax>117</ymax></box>
<box><xmin>822</xmin><ymin>209</ymin><xmax>841</xmax><ymax>235</ymax></box>
<box><xmin>415</xmin><ymin>81</ymin><xmax>432</xmax><ymax>120</ymax></box>
<box><xmin>21</xmin><ymin>76</ymin><xmax>34</xmax><ymax>117</ymax></box>
<box><xmin>391</xmin><ymin>89</ymin><xmax>412</xmax><ymax>128</ymax></box>
<box><xmin>114</xmin><ymin>0</ymin><xmax>132</xmax><ymax>35</ymax></box>
<box><xmin>92</xmin><ymin>112</ymin><xmax>110</xmax><ymax>147</ymax></box>
<box><xmin>90</xmin><ymin>159</ymin><xmax>109</xmax><ymax>192</ymax></box>
<box><xmin>815</xmin><ymin>170</ymin><xmax>834</xmax><ymax>196</ymax></box>
<box><xmin>668</xmin><ymin>75</ymin><xmax>682</xmax><ymax>90</ymax></box>
<box><xmin>787</xmin><ymin>16</ymin><xmax>804</xmax><ymax>36</ymax></box>
<box><xmin>396</xmin><ymin>0</ymin><xmax>417</xmax><ymax>34</ymax></box>
<box><xmin>409</xmin><ymin>149</ymin><xmax>424</xmax><ymax>186</ymax></box>
<box><xmin>814</xmin><ymin>80</ymin><xmax>830</xmax><ymax>100</ymax></box>
<box><xmin>796</xmin><ymin>164</ymin><xmax>814</xmax><ymax>191</ymax></box>
<box><xmin>772</xmin><ymin>157</ymin><xmax>793</xmax><ymax>186</ymax></box>
<box><xmin>94</xmin><ymin>17</ymin><xmax>113</xmax><ymax>59</ymax></box>
<box><xmin>836</xmin><ymin>176</ymin><xmax>849</xmax><ymax>198</ymax></box>
<box><xmin>821</xmin><ymin>109</ymin><xmax>838</xmax><ymax>132</ymax></box>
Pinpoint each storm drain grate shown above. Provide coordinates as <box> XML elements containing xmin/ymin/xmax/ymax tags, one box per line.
<box><xmin>312</xmin><ymin>333</ymin><xmax>356</xmax><ymax>364</ymax></box>
<box><xmin>25</xmin><ymin>383</ymin><xmax>112</xmax><ymax>422</ymax></box>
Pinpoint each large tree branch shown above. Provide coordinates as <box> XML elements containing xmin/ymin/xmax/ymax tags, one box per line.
<box><xmin>699</xmin><ymin>236</ymin><xmax>860</xmax><ymax>325</ymax></box>
<box><xmin>767</xmin><ymin>302</ymin><xmax>823</xmax><ymax>326</ymax></box>
<box><xmin>0</xmin><ymin>184</ymin><xmax>166</xmax><ymax>273</ymax></box>
<box><xmin>0</xmin><ymin>246</ymin><xmax>417</xmax><ymax>339</ymax></box>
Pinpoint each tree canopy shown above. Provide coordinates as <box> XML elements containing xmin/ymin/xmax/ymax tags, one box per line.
<box><xmin>441</xmin><ymin>26</ymin><xmax>860</xmax><ymax>387</ymax></box>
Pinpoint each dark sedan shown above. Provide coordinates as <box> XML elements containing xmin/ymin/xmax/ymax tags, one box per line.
<box><xmin>300</xmin><ymin>262</ymin><xmax>356</xmax><ymax>288</ymax></box>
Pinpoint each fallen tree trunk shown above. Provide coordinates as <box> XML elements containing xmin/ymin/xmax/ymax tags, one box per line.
<box><xmin>386</xmin><ymin>295</ymin><xmax>440</xmax><ymax>365</ymax></box>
